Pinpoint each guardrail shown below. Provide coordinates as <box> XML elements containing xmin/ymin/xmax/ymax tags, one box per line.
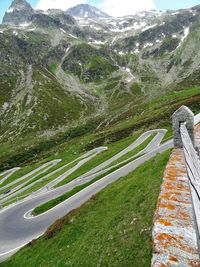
<box><xmin>180</xmin><ymin>122</ymin><xmax>200</xmax><ymax>245</ymax></box>
<box><xmin>173</xmin><ymin>105</ymin><xmax>200</xmax><ymax>248</ymax></box>
<box><xmin>172</xmin><ymin>106</ymin><xmax>200</xmax><ymax>246</ymax></box>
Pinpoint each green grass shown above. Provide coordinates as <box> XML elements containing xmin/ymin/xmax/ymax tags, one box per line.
<box><xmin>0</xmin><ymin>160</ymin><xmax>68</xmax><ymax>197</ymax></box>
<box><xmin>1</xmin><ymin>150</ymin><xmax>171</xmax><ymax>267</ymax></box>
<box><xmin>1</xmin><ymin>86</ymin><xmax>200</xmax><ymax>205</ymax></box>
<box><xmin>107</xmin><ymin>133</ymin><xmax>156</xmax><ymax>167</ymax></box>
<box><xmin>1</xmin><ymin>86</ymin><xmax>200</xmax><ymax>175</ymax></box>
<box><xmin>1</xmin><ymin>86</ymin><xmax>200</xmax><ymax>207</ymax></box>
<box><xmin>85</xmin><ymin>55</ymin><xmax>117</xmax><ymax>82</ymax></box>
<box><xmin>1</xmin><ymin>130</ymin><xmax>145</xmax><ymax>207</ymax></box>
<box><xmin>0</xmin><ymin>160</ymin><xmax>57</xmax><ymax>189</ymax></box>
<box><xmin>0</xmin><ymin>159</ymin><xmax>86</xmax><ymax>207</ymax></box>
<box><xmin>50</xmin><ymin>63</ymin><xmax>57</xmax><ymax>74</ymax></box>
<box><xmin>54</xmin><ymin>130</ymin><xmax>144</xmax><ymax>188</ymax></box>
<box><xmin>0</xmin><ymin>130</ymin><xmax>143</xmax><ymax>207</ymax></box>
<box><xmin>33</xmin><ymin>172</ymin><xmax>106</xmax><ymax>215</ymax></box>
<box><xmin>0</xmin><ymin>76</ymin><xmax>17</xmax><ymax>106</ymax></box>
<box><xmin>33</xmin><ymin>134</ymin><xmax>156</xmax><ymax>215</ymax></box>
<box><xmin>0</xmin><ymin>85</ymin><xmax>199</xmax><ymax>266</ymax></box>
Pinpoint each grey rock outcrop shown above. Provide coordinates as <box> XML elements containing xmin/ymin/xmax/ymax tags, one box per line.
<box><xmin>46</xmin><ymin>10</ymin><xmax>76</xmax><ymax>26</ymax></box>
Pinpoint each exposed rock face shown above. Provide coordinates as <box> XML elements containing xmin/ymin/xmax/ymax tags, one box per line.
<box><xmin>67</xmin><ymin>4</ymin><xmax>110</xmax><ymax>18</ymax></box>
<box><xmin>3</xmin><ymin>0</ymin><xmax>34</xmax><ymax>25</ymax></box>
<box><xmin>31</xmin><ymin>13</ymin><xmax>62</xmax><ymax>28</ymax></box>
<box><xmin>46</xmin><ymin>10</ymin><xmax>76</xmax><ymax>26</ymax></box>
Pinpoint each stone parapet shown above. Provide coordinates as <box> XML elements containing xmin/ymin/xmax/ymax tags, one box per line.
<box><xmin>152</xmin><ymin>147</ymin><xmax>200</xmax><ymax>266</ymax></box>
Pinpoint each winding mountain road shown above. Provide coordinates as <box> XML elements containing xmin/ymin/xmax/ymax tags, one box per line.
<box><xmin>0</xmin><ymin>114</ymin><xmax>200</xmax><ymax>262</ymax></box>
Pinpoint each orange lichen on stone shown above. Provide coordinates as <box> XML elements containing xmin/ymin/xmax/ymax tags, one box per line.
<box><xmin>169</xmin><ymin>256</ymin><xmax>179</xmax><ymax>262</ymax></box>
<box><xmin>160</xmin><ymin>191</ymin><xmax>191</xmax><ymax>204</ymax></box>
<box><xmin>160</xmin><ymin>264</ymin><xmax>169</xmax><ymax>267</ymax></box>
<box><xmin>155</xmin><ymin>233</ymin><xmax>195</xmax><ymax>254</ymax></box>
<box><xmin>164</xmin><ymin>175</ymin><xmax>176</xmax><ymax>181</ymax></box>
<box><xmin>158</xmin><ymin>218</ymin><xmax>172</xmax><ymax>227</ymax></box>
<box><xmin>163</xmin><ymin>181</ymin><xmax>190</xmax><ymax>192</ymax></box>
<box><xmin>161</xmin><ymin>209</ymin><xmax>193</xmax><ymax>222</ymax></box>
<box><xmin>179</xmin><ymin>211</ymin><xmax>191</xmax><ymax>220</ymax></box>
<box><xmin>159</xmin><ymin>202</ymin><xmax>175</xmax><ymax>210</ymax></box>
<box><xmin>189</xmin><ymin>261</ymin><xmax>200</xmax><ymax>267</ymax></box>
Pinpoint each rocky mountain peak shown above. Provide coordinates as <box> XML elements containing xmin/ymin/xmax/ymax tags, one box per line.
<box><xmin>67</xmin><ymin>4</ymin><xmax>110</xmax><ymax>18</ymax></box>
<box><xmin>3</xmin><ymin>0</ymin><xmax>34</xmax><ymax>25</ymax></box>
<box><xmin>10</xmin><ymin>0</ymin><xmax>29</xmax><ymax>6</ymax></box>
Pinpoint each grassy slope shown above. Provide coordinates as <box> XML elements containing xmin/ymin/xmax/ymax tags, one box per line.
<box><xmin>33</xmin><ymin>134</ymin><xmax>156</xmax><ymax>215</ymax></box>
<box><xmin>0</xmin><ymin>150</ymin><xmax>171</xmax><ymax>267</ymax></box>
<box><xmin>0</xmin><ymin>130</ymin><xmax>143</xmax><ymax>207</ymax></box>
<box><xmin>1</xmin><ymin>129</ymin><xmax>155</xmax><ymax>207</ymax></box>
<box><xmin>1</xmin><ymin>87</ymin><xmax>200</xmax><ymax>204</ymax></box>
<box><xmin>1</xmin><ymin>85</ymin><xmax>199</xmax><ymax>173</ymax></box>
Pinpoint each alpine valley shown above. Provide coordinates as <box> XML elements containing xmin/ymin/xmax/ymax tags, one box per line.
<box><xmin>1</xmin><ymin>1</ymin><xmax>200</xmax><ymax>267</ymax></box>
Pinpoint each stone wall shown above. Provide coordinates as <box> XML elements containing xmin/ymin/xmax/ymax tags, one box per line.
<box><xmin>152</xmin><ymin>125</ymin><xmax>200</xmax><ymax>267</ymax></box>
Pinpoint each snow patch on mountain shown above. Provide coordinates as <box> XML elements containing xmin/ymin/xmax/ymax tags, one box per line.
<box><xmin>111</xmin><ymin>36</ymin><xmax>117</xmax><ymax>45</ymax></box>
<box><xmin>134</xmin><ymin>49</ymin><xmax>140</xmax><ymax>54</ymax></box>
<box><xmin>68</xmin><ymin>33</ymin><xmax>78</xmax><ymax>39</ymax></box>
<box><xmin>60</xmin><ymin>28</ymin><xmax>66</xmax><ymax>33</ymax></box>
<box><xmin>90</xmin><ymin>26</ymin><xmax>102</xmax><ymax>31</ymax></box>
<box><xmin>89</xmin><ymin>40</ymin><xmax>107</xmax><ymax>45</ymax></box>
<box><xmin>13</xmin><ymin>30</ymin><xmax>18</xmax><ymax>35</ymax></box>
<box><xmin>19</xmin><ymin>22</ymin><xmax>31</xmax><ymax>27</ymax></box>
<box><xmin>110</xmin><ymin>22</ymin><xmax>147</xmax><ymax>32</ymax></box>
<box><xmin>6</xmin><ymin>8</ymin><xmax>15</xmax><ymax>13</ymax></box>
<box><xmin>142</xmin><ymin>23</ymin><xmax>157</xmax><ymax>32</ymax></box>
<box><xmin>177</xmin><ymin>27</ymin><xmax>190</xmax><ymax>48</ymax></box>
<box><xmin>144</xmin><ymin>42</ymin><xmax>153</xmax><ymax>48</ymax></box>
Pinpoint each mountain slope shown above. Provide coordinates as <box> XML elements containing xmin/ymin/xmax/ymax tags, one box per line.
<box><xmin>0</xmin><ymin>27</ymin><xmax>99</xmax><ymax>143</ymax></box>
<box><xmin>1</xmin><ymin>0</ymin><xmax>200</xmax><ymax>151</ymax></box>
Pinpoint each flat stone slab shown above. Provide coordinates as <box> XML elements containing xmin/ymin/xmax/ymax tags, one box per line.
<box><xmin>152</xmin><ymin>128</ymin><xmax>200</xmax><ymax>267</ymax></box>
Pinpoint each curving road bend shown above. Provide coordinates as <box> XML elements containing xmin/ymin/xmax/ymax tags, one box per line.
<box><xmin>0</xmin><ymin>168</ymin><xmax>21</xmax><ymax>186</ymax></box>
<box><xmin>0</xmin><ymin>114</ymin><xmax>199</xmax><ymax>262</ymax></box>
<box><xmin>0</xmin><ymin>148</ymin><xmax>108</xmax><ymax>204</ymax></box>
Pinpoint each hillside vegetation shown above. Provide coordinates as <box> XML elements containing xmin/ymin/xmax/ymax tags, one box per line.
<box><xmin>0</xmin><ymin>85</ymin><xmax>200</xmax><ymax>266</ymax></box>
<box><xmin>0</xmin><ymin>150</ymin><xmax>171</xmax><ymax>267</ymax></box>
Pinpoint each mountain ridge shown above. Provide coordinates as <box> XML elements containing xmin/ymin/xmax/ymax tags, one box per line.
<box><xmin>2</xmin><ymin>1</ymin><xmax>111</xmax><ymax>25</ymax></box>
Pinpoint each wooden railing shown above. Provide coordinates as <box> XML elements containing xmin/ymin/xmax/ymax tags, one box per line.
<box><xmin>180</xmin><ymin>123</ymin><xmax>200</xmax><ymax>244</ymax></box>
